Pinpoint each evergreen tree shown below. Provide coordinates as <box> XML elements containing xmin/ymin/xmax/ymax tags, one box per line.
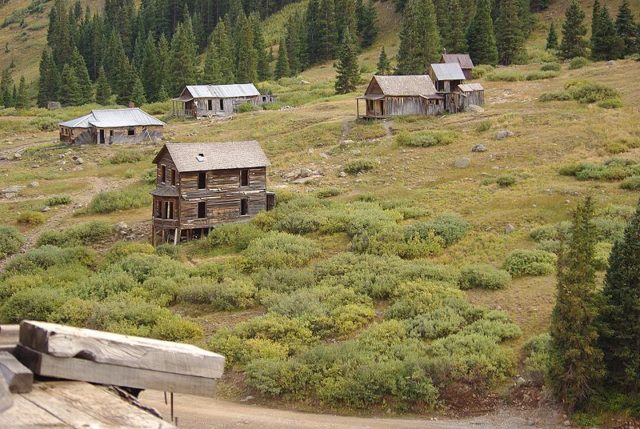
<box><xmin>37</xmin><ymin>49</ymin><xmax>60</xmax><ymax>107</ymax></box>
<box><xmin>420</xmin><ymin>0</ymin><xmax>441</xmax><ymax>65</ymax></box>
<box><xmin>169</xmin><ymin>17</ymin><xmax>198</xmax><ymax>96</ymax></box>
<box><xmin>433</xmin><ymin>0</ymin><xmax>449</xmax><ymax>50</ymax></box>
<box><xmin>447</xmin><ymin>0</ymin><xmax>468</xmax><ymax>53</ymax></box>
<box><xmin>15</xmin><ymin>76</ymin><xmax>29</xmax><ymax>109</ymax></box>
<box><xmin>47</xmin><ymin>0</ymin><xmax>74</xmax><ymax>72</ymax></box>
<box><xmin>546</xmin><ymin>22</ymin><xmax>559</xmax><ymax>50</ymax></box>
<box><xmin>59</xmin><ymin>64</ymin><xmax>83</xmax><ymax>106</ymax></box>
<box><xmin>466</xmin><ymin>0</ymin><xmax>498</xmax><ymax>65</ymax></box>
<box><xmin>560</xmin><ymin>0</ymin><xmax>588</xmax><ymax>59</ymax></box>
<box><xmin>141</xmin><ymin>33</ymin><xmax>161</xmax><ymax>102</ymax></box>
<box><xmin>376</xmin><ymin>46</ymin><xmax>392</xmax><ymax>75</ymax></box>
<box><xmin>334</xmin><ymin>29</ymin><xmax>359</xmax><ymax>94</ymax></box>
<box><xmin>356</xmin><ymin>0</ymin><xmax>378</xmax><ymax>48</ymax></box>
<box><xmin>204</xmin><ymin>20</ymin><xmax>235</xmax><ymax>84</ymax></box>
<box><xmin>0</xmin><ymin>68</ymin><xmax>14</xmax><ymax>108</ymax></box>
<box><xmin>130</xmin><ymin>74</ymin><xmax>147</xmax><ymax>106</ymax></box>
<box><xmin>286</xmin><ymin>15</ymin><xmax>302</xmax><ymax>74</ymax></box>
<box><xmin>548</xmin><ymin>196</ymin><xmax>605</xmax><ymax>412</ymax></box>
<box><xmin>396</xmin><ymin>0</ymin><xmax>440</xmax><ymax>74</ymax></box>
<box><xmin>599</xmin><ymin>198</ymin><xmax>640</xmax><ymax>392</ymax></box>
<box><xmin>305</xmin><ymin>0</ymin><xmax>321</xmax><ymax>64</ymax></box>
<box><xmin>274</xmin><ymin>37</ymin><xmax>291</xmax><ymax>79</ymax></box>
<box><xmin>70</xmin><ymin>48</ymin><xmax>93</xmax><ymax>104</ymax></box>
<box><xmin>95</xmin><ymin>66</ymin><xmax>112</xmax><ymax>105</ymax></box>
<box><xmin>317</xmin><ymin>0</ymin><xmax>337</xmax><ymax>61</ymax></box>
<box><xmin>235</xmin><ymin>15</ymin><xmax>258</xmax><ymax>83</ymax></box>
<box><xmin>616</xmin><ymin>0</ymin><xmax>638</xmax><ymax>56</ymax></box>
<box><xmin>336</xmin><ymin>0</ymin><xmax>357</xmax><ymax>44</ymax></box>
<box><xmin>157</xmin><ymin>34</ymin><xmax>171</xmax><ymax>93</ymax></box>
<box><xmin>495</xmin><ymin>0</ymin><xmax>524</xmax><ymax>65</ymax></box>
<box><xmin>591</xmin><ymin>6</ymin><xmax>624</xmax><ymax>60</ymax></box>
<box><xmin>132</xmin><ymin>27</ymin><xmax>147</xmax><ymax>72</ymax></box>
<box><xmin>251</xmin><ymin>13</ymin><xmax>271</xmax><ymax>81</ymax></box>
<box><xmin>590</xmin><ymin>0</ymin><xmax>602</xmax><ymax>51</ymax></box>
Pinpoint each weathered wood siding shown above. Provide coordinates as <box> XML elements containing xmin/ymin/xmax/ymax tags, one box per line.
<box><xmin>383</xmin><ymin>96</ymin><xmax>444</xmax><ymax>116</ymax></box>
<box><xmin>61</xmin><ymin>125</ymin><xmax>163</xmax><ymax>144</ymax></box>
<box><xmin>192</xmin><ymin>95</ymin><xmax>262</xmax><ymax>118</ymax></box>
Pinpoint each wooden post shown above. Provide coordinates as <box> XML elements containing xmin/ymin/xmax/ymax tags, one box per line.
<box><xmin>356</xmin><ymin>99</ymin><xmax>359</xmax><ymax>119</ymax></box>
<box><xmin>173</xmin><ymin>228</ymin><xmax>178</xmax><ymax>245</ymax></box>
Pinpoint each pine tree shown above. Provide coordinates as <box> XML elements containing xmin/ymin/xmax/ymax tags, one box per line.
<box><xmin>599</xmin><ymin>198</ymin><xmax>640</xmax><ymax>392</ymax></box>
<box><xmin>141</xmin><ymin>33</ymin><xmax>161</xmax><ymax>102</ymax></box>
<box><xmin>130</xmin><ymin>74</ymin><xmax>147</xmax><ymax>106</ymax></box>
<box><xmin>157</xmin><ymin>34</ymin><xmax>171</xmax><ymax>93</ymax></box>
<box><xmin>235</xmin><ymin>15</ymin><xmax>258</xmax><ymax>83</ymax></box>
<box><xmin>274</xmin><ymin>37</ymin><xmax>291</xmax><ymax>79</ymax></box>
<box><xmin>334</xmin><ymin>29</ymin><xmax>359</xmax><ymax>94</ymax></box>
<box><xmin>286</xmin><ymin>16</ymin><xmax>302</xmax><ymax>74</ymax></box>
<box><xmin>356</xmin><ymin>0</ymin><xmax>378</xmax><ymax>49</ymax></box>
<box><xmin>546</xmin><ymin>22</ymin><xmax>559</xmax><ymax>50</ymax></box>
<box><xmin>317</xmin><ymin>0</ymin><xmax>337</xmax><ymax>61</ymax></box>
<box><xmin>466</xmin><ymin>0</ymin><xmax>498</xmax><ymax>65</ymax></box>
<box><xmin>376</xmin><ymin>46</ymin><xmax>392</xmax><ymax>75</ymax></box>
<box><xmin>95</xmin><ymin>66</ymin><xmax>112</xmax><ymax>105</ymax></box>
<box><xmin>560</xmin><ymin>0</ymin><xmax>588</xmax><ymax>59</ymax></box>
<box><xmin>548</xmin><ymin>196</ymin><xmax>605</xmax><ymax>412</ymax></box>
<box><xmin>495</xmin><ymin>0</ymin><xmax>524</xmax><ymax>65</ymax></box>
<box><xmin>15</xmin><ymin>76</ymin><xmax>28</xmax><ymax>109</ymax></box>
<box><xmin>590</xmin><ymin>0</ymin><xmax>602</xmax><ymax>52</ymax></box>
<box><xmin>396</xmin><ymin>0</ymin><xmax>439</xmax><ymax>74</ymax></box>
<box><xmin>204</xmin><ymin>20</ymin><xmax>235</xmax><ymax>84</ymax></box>
<box><xmin>169</xmin><ymin>17</ymin><xmax>198</xmax><ymax>96</ymax></box>
<box><xmin>70</xmin><ymin>48</ymin><xmax>93</xmax><ymax>105</ymax></box>
<box><xmin>306</xmin><ymin>0</ymin><xmax>321</xmax><ymax>64</ymax></box>
<box><xmin>616</xmin><ymin>0</ymin><xmax>637</xmax><ymax>56</ymax></box>
<box><xmin>251</xmin><ymin>13</ymin><xmax>271</xmax><ymax>81</ymax></box>
<box><xmin>420</xmin><ymin>0</ymin><xmax>441</xmax><ymax>65</ymax></box>
<box><xmin>591</xmin><ymin>6</ymin><xmax>624</xmax><ymax>60</ymax></box>
<box><xmin>447</xmin><ymin>0</ymin><xmax>468</xmax><ymax>53</ymax></box>
<box><xmin>60</xmin><ymin>64</ymin><xmax>83</xmax><ymax>106</ymax></box>
<box><xmin>0</xmin><ymin>68</ymin><xmax>14</xmax><ymax>108</ymax></box>
<box><xmin>37</xmin><ymin>49</ymin><xmax>60</xmax><ymax>107</ymax></box>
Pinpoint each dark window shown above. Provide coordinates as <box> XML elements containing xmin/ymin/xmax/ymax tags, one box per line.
<box><xmin>161</xmin><ymin>165</ymin><xmax>166</xmax><ymax>183</ymax></box>
<box><xmin>198</xmin><ymin>202</ymin><xmax>206</xmax><ymax>218</ymax></box>
<box><xmin>240</xmin><ymin>169</ymin><xmax>249</xmax><ymax>187</ymax></box>
<box><xmin>128</xmin><ymin>128</ymin><xmax>135</xmax><ymax>136</ymax></box>
<box><xmin>219</xmin><ymin>99</ymin><xmax>224</xmax><ymax>110</ymax></box>
<box><xmin>198</xmin><ymin>172</ymin><xmax>206</xmax><ymax>189</ymax></box>
<box><xmin>240</xmin><ymin>198</ymin><xmax>248</xmax><ymax>216</ymax></box>
<box><xmin>208</xmin><ymin>100</ymin><xmax>213</xmax><ymax>110</ymax></box>
<box><xmin>156</xmin><ymin>201</ymin><xmax>162</xmax><ymax>217</ymax></box>
<box><xmin>171</xmin><ymin>169</ymin><xmax>176</xmax><ymax>186</ymax></box>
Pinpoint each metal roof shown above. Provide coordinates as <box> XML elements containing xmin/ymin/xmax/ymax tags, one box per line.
<box><xmin>179</xmin><ymin>84</ymin><xmax>261</xmax><ymax>100</ymax></box>
<box><xmin>59</xmin><ymin>108</ymin><xmax>166</xmax><ymax>128</ymax></box>
<box><xmin>430</xmin><ymin>63</ymin><xmax>466</xmax><ymax>81</ymax></box>
<box><xmin>458</xmin><ymin>83</ymin><xmax>484</xmax><ymax>92</ymax></box>
<box><xmin>367</xmin><ymin>75</ymin><xmax>438</xmax><ymax>97</ymax></box>
<box><xmin>441</xmin><ymin>54</ymin><xmax>474</xmax><ymax>69</ymax></box>
<box><xmin>154</xmin><ymin>141</ymin><xmax>271</xmax><ymax>172</ymax></box>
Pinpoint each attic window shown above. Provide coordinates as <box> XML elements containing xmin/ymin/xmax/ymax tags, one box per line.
<box><xmin>196</xmin><ymin>153</ymin><xmax>205</xmax><ymax>162</ymax></box>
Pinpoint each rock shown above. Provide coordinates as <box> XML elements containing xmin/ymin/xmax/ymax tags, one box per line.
<box><xmin>2</xmin><ymin>185</ymin><xmax>23</xmax><ymax>195</ymax></box>
<box><xmin>298</xmin><ymin>168</ymin><xmax>313</xmax><ymax>178</ymax></box>
<box><xmin>466</xmin><ymin>104</ymin><xmax>485</xmax><ymax>113</ymax></box>
<box><xmin>564</xmin><ymin>420</ymin><xmax>571</xmax><ymax>427</ymax></box>
<box><xmin>341</xmin><ymin>139</ymin><xmax>354</xmax><ymax>145</ymax></box>
<box><xmin>240</xmin><ymin>395</ymin><xmax>254</xmax><ymax>402</ymax></box>
<box><xmin>495</xmin><ymin>130</ymin><xmax>514</xmax><ymax>140</ymax></box>
<box><xmin>607</xmin><ymin>60</ymin><xmax>616</xmax><ymax>66</ymax></box>
<box><xmin>42</xmin><ymin>206</ymin><xmax>50</xmax><ymax>212</ymax></box>
<box><xmin>74</xmin><ymin>157</ymin><xmax>84</xmax><ymax>165</ymax></box>
<box><xmin>3</xmin><ymin>193</ymin><xmax>17</xmax><ymax>199</ymax></box>
<box><xmin>13</xmin><ymin>152</ymin><xmax>21</xmax><ymax>160</ymax></box>
<box><xmin>320</xmin><ymin>153</ymin><xmax>330</xmax><ymax>159</ymax></box>
<box><xmin>338</xmin><ymin>171</ymin><xmax>347</xmax><ymax>177</ymax></box>
<box><xmin>29</xmin><ymin>181</ymin><xmax>39</xmax><ymax>188</ymax></box>
<box><xmin>351</xmin><ymin>149</ymin><xmax>361</xmax><ymax>156</ymax></box>
<box><xmin>292</xmin><ymin>176</ymin><xmax>320</xmax><ymax>184</ymax></box>
<box><xmin>454</xmin><ymin>158</ymin><xmax>471</xmax><ymax>169</ymax></box>
<box><xmin>31</xmin><ymin>164</ymin><xmax>40</xmax><ymax>169</ymax></box>
<box><xmin>505</xmin><ymin>224</ymin><xmax>515</xmax><ymax>234</ymax></box>
<box><xmin>115</xmin><ymin>222</ymin><xmax>129</xmax><ymax>235</ymax></box>
<box><xmin>515</xmin><ymin>376</ymin><xmax>526</xmax><ymax>385</ymax></box>
<box><xmin>472</xmin><ymin>144</ymin><xmax>488</xmax><ymax>153</ymax></box>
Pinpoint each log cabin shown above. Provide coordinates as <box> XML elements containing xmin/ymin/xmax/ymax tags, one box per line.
<box><xmin>59</xmin><ymin>108</ymin><xmax>165</xmax><ymax>144</ymax></box>
<box><xmin>172</xmin><ymin>84</ymin><xmax>273</xmax><ymax>118</ymax></box>
<box><xmin>151</xmin><ymin>141</ymin><xmax>274</xmax><ymax>245</ymax></box>
<box><xmin>356</xmin><ymin>75</ymin><xmax>444</xmax><ymax>119</ymax></box>
<box><xmin>440</xmin><ymin>53</ymin><xmax>475</xmax><ymax>80</ymax></box>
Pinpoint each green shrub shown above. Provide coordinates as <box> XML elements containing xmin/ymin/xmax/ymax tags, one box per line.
<box><xmin>0</xmin><ymin>226</ymin><xmax>24</xmax><ymax>258</ymax></box>
<box><xmin>472</xmin><ymin>64</ymin><xmax>494</xmax><ymax>79</ymax></box>
<box><xmin>0</xmin><ymin>287</ymin><xmax>67</xmax><ymax>323</ymax></box>
<box><xmin>344</xmin><ymin>159</ymin><xmax>377</xmax><ymax>175</ymax></box>
<box><xmin>105</xmin><ymin>241</ymin><xmax>155</xmax><ymax>264</ymax></box>
<box><xmin>486</xmin><ymin>69</ymin><xmax>524</xmax><ymax>82</ymax></box>
<box><xmin>395</xmin><ymin>130</ymin><xmax>455</xmax><ymax>147</ymax></box>
<box><xmin>155</xmin><ymin>243</ymin><xmax>180</xmax><ymax>259</ymax></box>
<box><xmin>244</xmin><ymin>232</ymin><xmax>321</xmax><ymax>269</ymax></box>
<box><xmin>407</xmin><ymin>306</ymin><xmax>471</xmax><ymax>339</ymax></box>
<box><xmin>568</xmin><ymin>56</ymin><xmax>590</xmax><ymax>70</ymax></box>
<box><xmin>4</xmin><ymin>245</ymin><xmax>96</xmax><ymax>275</ymax></box>
<box><xmin>253</xmin><ymin>268</ymin><xmax>316</xmax><ymax>293</ymax></box>
<box><xmin>405</xmin><ymin>214</ymin><xmax>470</xmax><ymax>247</ymax></box>
<box><xmin>142</xmin><ymin>169</ymin><xmax>156</xmax><ymax>184</ymax></box>
<box><xmin>273</xmin><ymin>211</ymin><xmax>322</xmax><ymax>234</ymax></box>
<box><xmin>594</xmin><ymin>241</ymin><xmax>612</xmax><ymax>271</ymax></box>
<box><xmin>460</xmin><ymin>311</ymin><xmax>522</xmax><ymax>341</ymax></box>
<box><xmin>17</xmin><ymin>211</ymin><xmax>45</xmax><ymax>225</ymax></box>
<box><xmin>475</xmin><ymin>120</ymin><xmax>492</xmax><ymax>132</ymax></box>
<box><xmin>539</xmin><ymin>91</ymin><xmax>571</xmax><ymax>102</ymax></box>
<box><xmin>559</xmin><ymin>159</ymin><xmax>640</xmax><ymax>182</ymax></box>
<box><xmin>458</xmin><ymin>264</ymin><xmax>511</xmax><ymax>290</ymax></box>
<box><xmin>525</xmin><ymin>70</ymin><xmax>559</xmax><ymax>80</ymax></box>
<box><xmin>109</xmin><ymin>151</ymin><xmax>143</xmax><ymax>164</ymax></box>
<box><xmin>621</xmin><ymin>176</ymin><xmax>640</xmax><ymax>190</ymax></box>
<box><xmin>607</xmin><ymin>142</ymin><xmax>628</xmax><ymax>154</ymax></box>
<box><xmin>351</xmin><ymin>224</ymin><xmax>443</xmax><ymax>259</ymax></box>
<box><xmin>565</xmin><ymin>80</ymin><xmax>620</xmax><ymax>104</ymax></box>
<box><xmin>503</xmin><ymin>249</ymin><xmax>557</xmax><ymax>277</ymax></box>
<box><xmin>522</xmin><ymin>333</ymin><xmax>550</xmax><ymax>386</ymax></box>
<box><xmin>597</xmin><ymin>98</ymin><xmax>623</xmax><ymax>109</ymax></box>
<box><xmin>37</xmin><ymin>221</ymin><xmax>113</xmax><ymax>247</ymax></box>
<box><xmin>206</xmin><ymin>223</ymin><xmax>265</xmax><ymax>251</ymax></box>
<box><xmin>176</xmin><ymin>277</ymin><xmax>257</xmax><ymax>310</ymax></box>
<box><xmin>30</xmin><ymin>117</ymin><xmax>59</xmax><ymax>131</ymax></box>
<box><xmin>496</xmin><ymin>175</ymin><xmax>516</xmax><ymax>187</ymax></box>
<box><xmin>87</xmin><ymin>186</ymin><xmax>151</xmax><ymax>214</ymax></box>
<box><xmin>237</xmin><ymin>102</ymin><xmax>260</xmax><ymax>113</ymax></box>
<box><xmin>316</xmin><ymin>187</ymin><xmax>340</xmax><ymax>198</ymax></box>
<box><xmin>230</xmin><ymin>313</ymin><xmax>317</xmax><ymax>353</ymax></box>
<box><xmin>385</xmin><ymin>281</ymin><xmax>464</xmax><ymax>320</ymax></box>
<box><xmin>76</xmin><ymin>268</ymin><xmax>138</xmax><ymax>300</ymax></box>
<box><xmin>150</xmin><ymin>314</ymin><xmax>203</xmax><ymax>341</ymax></box>
<box><xmin>540</xmin><ymin>62</ymin><xmax>561</xmax><ymax>71</ymax></box>
<box><xmin>117</xmin><ymin>253</ymin><xmax>188</xmax><ymax>283</ymax></box>
<box><xmin>529</xmin><ymin>222</ymin><xmax>571</xmax><ymax>242</ymax></box>
<box><xmin>46</xmin><ymin>195</ymin><xmax>72</xmax><ymax>206</ymax></box>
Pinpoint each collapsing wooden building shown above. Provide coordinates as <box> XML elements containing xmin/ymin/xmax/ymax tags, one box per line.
<box><xmin>356</xmin><ymin>75</ymin><xmax>444</xmax><ymax>119</ymax></box>
<box><xmin>440</xmin><ymin>53</ymin><xmax>475</xmax><ymax>80</ymax></box>
<box><xmin>172</xmin><ymin>84</ymin><xmax>273</xmax><ymax>118</ymax></box>
<box><xmin>429</xmin><ymin>62</ymin><xmax>485</xmax><ymax>113</ymax></box>
<box><xmin>59</xmin><ymin>108</ymin><xmax>165</xmax><ymax>144</ymax></box>
<box><xmin>151</xmin><ymin>141</ymin><xmax>275</xmax><ymax>245</ymax></box>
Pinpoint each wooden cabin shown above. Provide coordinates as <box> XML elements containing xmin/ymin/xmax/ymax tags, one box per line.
<box><xmin>429</xmin><ymin>63</ymin><xmax>484</xmax><ymax>113</ymax></box>
<box><xmin>457</xmin><ymin>83</ymin><xmax>485</xmax><ymax>109</ymax></box>
<box><xmin>356</xmin><ymin>75</ymin><xmax>444</xmax><ymax>119</ymax></box>
<box><xmin>59</xmin><ymin>108</ymin><xmax>165</xmax><ymax>144</ymax></box>
<box><xmin>172</xmin><ymin>84</ymin><xmax>272</xmax><ymax>118</ymax></box>
<box><xmin>441</xmin><ymin>53</ymin><xmax>475</xmax><ymax>80</ymax></box>
<box><xmin>151</xmin><ymin>141</ymin><xmax>274</xmax><ymax>245</ymax></box>
<box><xmin>429</xmin><ymin>63</ymin><xmax>466</xmax><ymax>93</ymax></box>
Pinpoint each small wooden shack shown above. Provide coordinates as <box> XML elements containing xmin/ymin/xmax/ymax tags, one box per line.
<box><xmin>356</xmin><ymin>75</ymin><xmax>444</xmax><ymax>119</ymax></box>
<box><xmin>457</xmin><ymin>83</ymin><xmax>485</xmax><ymax>109</ymax></box>
<box><xmin>151</xmin><ymin>141</ymin><xmax>274</xmax><ymax>245</ymax></box>
<box><xmin>441</xmin><ymin>53</ymin><xmax>475</xmax><ymax>80</ymax></box>
<box><xmin>429</xmin><ymin>63</ymin><xmax>485</xmax><ymax>113</ymax></box>
<box><xmin>59</xmin><ymin>108</ymin><xmax>165</xmax><ymax>144</ymax></box>
<box><xmin>172</xmin><ymin>84</ymin><xmax>271</xmax><ymax>118</ymax></box>
<box><xmin>429</xmin><ymin>63</ymin><xmax>466</xmax><ymax>93</ymax></box>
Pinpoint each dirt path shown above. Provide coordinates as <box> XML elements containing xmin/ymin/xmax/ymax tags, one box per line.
<box><xmin>140</xmin><ymin>391</ymin><xmax>564</xmax><ymax>429</ymax></box>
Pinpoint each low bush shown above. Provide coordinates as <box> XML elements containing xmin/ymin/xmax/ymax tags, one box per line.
<box><xmin>155</xmin><ymin>243</ymin><xmax>181</xmax><ymax>259</ymax></box>
<box><xmin>529</xmin><ymin>222</ymin><xmax>571</xmax><ymax>242</ymax></box>
<box><xmin>30</xmin><ymin>117</ymin><xmax>59</xmax><ymax>131</ymax></box>
<box><xmin>539</xmin><ymin>91</ymin><xmax>572</xmax><ymax>102</ymax></box>
<box><xmin>87</xmin><ymin>186</ymin><xmax>152</xmax><ymax>214</ymax></box>
<box><xmin>405</xmin><ymin>214</ymin><xmax>470</xmax><ymax>247</ymax></box>
<box><xmin>458</xmin><ymin>264</ymin><xmax>511</xmax><ymax>290</ymax></box>
<box><xmin>559</xmin><ymin>159</ymin><xmax>640</xmax><ymax>182</ymax></box>
<box><xmin>395</xmin><ymin>130</ymin><xmax>455</xmax><ymax>148</ymax></box>
<box><xmin>522</xmin><ymin>333</ymin><xmax>550</xmax><ymax>385</ymax></box>
<box><xmin>206</xmin><ymin>223</ymin><xmax>265</xmax><ymax>252</ymax></box>
<box><xmin>472</xmin><ymin>64</ymin><xmax>494</xmax><ymax>79</ymax></box>
<box><xmin>607</xmin><ymin>142</ymin><xmax>628</xmax><ymax>154</ymax></box>
<box><xmin>4</xmin><ymin>245</ymin><xmax>96</xmax><ymax>274</ymax></box>
<box><xmin>496</xmin><ymin>175</ymin><xmax>517</xmax><ymax>187</ymax></box>
<box><xmin>46</xmin><ymin>195</ymin><xmax>72</xmax><ymax>206</ymax></box>
<box><xmin>253</xmin><ymin>268</ymin><xmax>316</xmax><ymax>293</ymax></box>
<box><xmin>621</xmin><ymin>176</ymin><xmax>640</xmax><ymax>190</ymax></box>
<box><xmin>37</xmin><ymin>221</ymin><xmax>113</xmax><ymax>247</ymax></box>
<box><xmin>76</xmin><ymin>268</ymin><xmax>138</xmax><ymax>300</ymax></box>
<box><xmin>150</xmin><ymin>314</ymin><xmax>203</xmax><ymax>342</ymax></box>
<box><xmin>237</xmin><ymin>103</ymin><xmax>260</xmax><ymax>113</ymax></box>
<box><xmin>104</xmin><ymin>241</ymin><xmax>155</xmax><ymax>264</ymax></box>
<box><xmin>109</xmin><ymin>151</ymin><xmax>143</xmax><ymax>165</ymax></box>
<box><xmin>0</xmin><ymin>287</ymin><xmax>67</xmax><ymax>323</ymax></box>
<box><xmin>385</xmin><ymin>281</ymin><xmax>464</xmax><ymax>320</ymax></box>
<box><xmin>351</xmin><ymin>224</ymin><xmax>444</xmax><ymax>259</ymax></box>
<box><xmin>176</xmin><ymin>277</ymin><xmax>257</xmax><ymax>310</ymax></box>
<box><xmin>475</xmin><ymin>120</ymin><xmax>492</xmax><ymax>133</ymax></box>
<box><xmin>486</xmin><ymin>69</ymin><xmax>524</xmax><ymax>82</ymax></box>
<box><xmin>344</xmin><ymin>159</ymin><xmax>377</xmax><ymax>175</ymax></box>
<box><xmin>117</xmin><ymin>253</ymin><xmax>188</xmax><ymax>283</ymax></box>
<box><xmin>525</xmin><ymin>70</ymin><xmax>559</xmax><ymax>80</ymax></box>
<box><xmin>0</xmin><ymin>226</ymin><xmax>25</xmax><ymax>258</ymax></box>
<box><xmin>568</xmin><ymin>56</ymin><xmax>590</xmax><ymax>70</ymax></box>
<box><xmin>273</xmin><ymin>211</ymin><xmax>322</xmax><ymax>234</ymax></box>
<box><xmin>594</xmin><ymin>242</ymin><xmax>612</xmax><ymax>271</ymax></box>
<box><xmin>597</xmin><ymin>98</ymin><xmax>623</xmax><ymax>109</ymax></box>
<box><xmin>503</xmin><ymin>249</ymin><xmax>557</xmax><ymax>277</ymax></box>
<box><xmin>540</xmin><ymin>62</ymin><xmax>561</xmax><ymax>72</ymax></box>
<box><xmin>565</xmin><ymin>80</ymin><xmax>620</xmax><ymax>104</ymax></box>
<box><xmin>244</xmin><ymin>232</ymin><xmax>321</xmax><ymax>269</ymax></box>
<box><xmin>17</xmin><ymin>211</ymin><xmax>45</xmax><ymax>225</ymax></box>
<box><xmin>316</xmin><ymin>187</ymin><xmax>340</xmax><ymax>198</ymax></box>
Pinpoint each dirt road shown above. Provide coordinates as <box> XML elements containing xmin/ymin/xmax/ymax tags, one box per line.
<box><xmin>140</xmin><ymin>390</ymin><xmax>564</xmax><ymax>429</ymax></box>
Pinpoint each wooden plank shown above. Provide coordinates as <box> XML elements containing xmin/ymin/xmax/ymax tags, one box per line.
<box><xmin>0</xmin><ymin>376</ymin><xmax>13</xmax><ymax>414</ymax></box>
<box><xmin>15</xmin><ymin>346</ymin><xmax>219</xmax><ymax>397</ymax></box>
<box><xmin>0</xmin><ymin>351</ymin><xmax>33</xmax><ymax>393</ymax></box>
<box><xmin>0</xmin><ymin>325</ymin><xmax>19</xmax><ymax>347</ymax></box>
<box><xmin>19</xmin><ymin>321</ymin><xmax>224</xmax><ymax>379</ymax></box>
<box><xmin>0</xmin><ymin>394</ymin><xmax>68</xmax><ymax>428</ymax></box>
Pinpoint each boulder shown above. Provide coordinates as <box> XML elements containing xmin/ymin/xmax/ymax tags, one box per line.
<box><xmin>467</xmin><ymin>104</ymin><xmax>485</xmax><ymax>113</ymax></box>
<box><xmin>41</xmin><ymin>206</ymin><xmax>50</xmax><ymax>212</ymax></box>
<box><xmin>13</xmin><ymin>152</ymin><xmax>21</xmax><ymax>160</ymax></box>
<box><xmin>454</xmin><ymin>158</ymin><xmax>471</xmax><ymax>169</ymax></box>
<box><xmin>74</xmin><ymin>157</ymin><xmax>84</xmax><ymax>165</ymax></box>
<box><xmin>606</xmin><ymin>60</ymin><xmax>616</xmax><ymax>66</ymax></box>
<box><xmin>495</xmin><ymin>130</ymin><xmax>514</xmax><ymax>140</ymax></box>
<box><xmin>505</xmin><ymin>224</ymin><xmax>515</xmax><ymax>234</ymax></box>
<box><xmin>29</xmin><ymin>181</ymin><xmax>39</xmax><ymax>188</ymax></box>
<box><xmin>472</xmin><ymin>144</ymin><xmax>488</xmax><ymax>153</ymax></box>
<box><xmin>2</xmin><ymin>185</ymin><xmax>23</xmax><ymax>195</ymax></box>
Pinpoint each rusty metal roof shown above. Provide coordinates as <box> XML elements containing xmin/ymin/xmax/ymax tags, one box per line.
<box><xmin>430</xmin><ymin>63</ymin><xmax>466</xmax><ymax>81</ymax></box>
<box><xmin>155</xmin><ymin>141</ymin><xmax>270</xmax><ymax>172</ymax></box>
<box><xmin>367</xmin><ymin>75</ymin><xmax>438</xmax><ymax>97</ymax></box>
<box><xmin>441</xmin><ymin>54</ymin><xmax>474</xmax><ymax>69</ymax></box>
<box><xmin>59</xmin><ymin>108</ymin><xmax>165</xmax><ymax>128</ymax></box>
<box><xmin>458</xmin><ymin>83</ymin><xmax>484</xmax><ymax>92</ymax></box>
<box><xmin>179</xmin><ymin>84</ymin><xmax>261</xmax><ymax>100</ymax></box>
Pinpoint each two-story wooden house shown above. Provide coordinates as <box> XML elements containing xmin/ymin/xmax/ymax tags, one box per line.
<box><xmin>151</xmin><ymin>141</ymin><xmax>273</xmax><ymax>245</ymax></box>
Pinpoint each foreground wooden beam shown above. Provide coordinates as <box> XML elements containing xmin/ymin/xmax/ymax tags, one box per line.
<box><xmin>15</xmin><ymin>346</ymin><xmax>218</xmax><ymax>397</ymax></box>
<box><xmin>0</xmin><ymin>376</ymin><xmax>12</xmax><ymax>414</ymax></box>
<box><xmin>0</xmin><ymin>325</ymin><xmax>19</xmax><ymax>347</ymax></box>
<box><xmin>0</xmin><ymin>352</ymin><xmax>33</xmax><ymax>393</ymax></box>
<box><xmin>20</xmin><ymin>321</ymin><xmax>224</xmax><ymax>379</ymax></box>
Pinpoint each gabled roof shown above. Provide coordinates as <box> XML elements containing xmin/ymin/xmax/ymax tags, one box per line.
<box><xmin>366</xmin><ymin>75</ymin><xmax>438</xmax><ymax>97</ymax></box>
<box><xmin>178</xmin><ymin>84</ymin><xmax>261</xmax><ymax>100</ymax></box>
<box><xmin>154</xmin><ymin>141</ymin><xmax>271</xmax><ymax>172</ymax></box>
<box><xmin>430</xmin><ymin>63</ymin><xmax>467</xmax><ymax>81</ymax></box>
<box><xmin>441</xmin><ymin>54</ymin><xmax>474</xmax><ymax>69</ymax></box>
<box><xmin>59</xmin><ymin>108</ymin><xmax>166</xmax><ymax>128</ymax></box>
<box><xmin>458</xmin><ymin>83</ymin><xmax>484</xmax><ymax>92</ymax></box>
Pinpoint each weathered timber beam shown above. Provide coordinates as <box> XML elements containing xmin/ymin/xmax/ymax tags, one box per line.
<box><xmin>0</xmin><ymin>352</ymin><xmax>33</xmax><ymax>393</ymax></box>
